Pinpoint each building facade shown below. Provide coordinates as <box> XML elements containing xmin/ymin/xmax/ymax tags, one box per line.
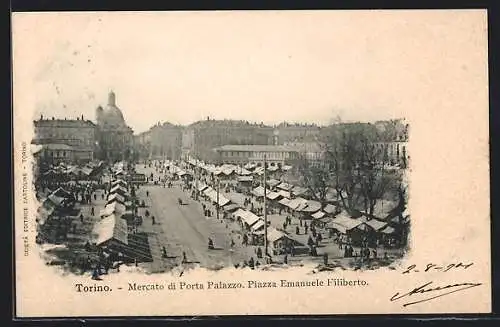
<box><xmin>184</xmin><ymin>118</ymin><xmax>275</xmax><ymax>162</ymax></box>
<box><xmin>135</xmin><ymin>122</ymin><xmax>183</xmax><ymax>161</ymax></box>
<box><xmin>32</xmin><ymin>115</ymin><xmax>97</xmax><ymax>163</ymax></box>
<box><xmin>373</xmin><ymin>118</ymin><xmax>409</xmax><ymax>167</ymax></box>
<box><xmin>283</xmin><ymin>141</ymin><xmax>326</xmax><ymax>167</ymax></box>
<box><xmin>95</xmin><ymin>91</ymin><xmax>134</xmax><ymax>163</ymax></box>
<box><xmin>213</xmin><ymin>144</ymin><xmax>300</xmax><ymax>165</ymax></box>
<box><xmin>274</xmin><ymin>122</ymin><xmax>322</xmax><ymax>145</ymax></box>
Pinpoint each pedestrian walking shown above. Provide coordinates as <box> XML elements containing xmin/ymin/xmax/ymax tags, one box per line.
<box><xmin>91</xmin><ymin>207</ymin><xmax>95</xmax><ymax>216</ymax></box>
<box><xmin>91</xmin><ymin>267</ymin><xmax>100</xmax><ymax>280</ymax></box>
<box><xmin>182</xmin><ymin>251</ymin><xmax>187</xmax><ymax>264</ymax></box>
<box><xmin>152</xmin><ymin>216</ymin><xmax>156</xmax><ymax>225</ymax></box>
<box><xmin>296</xmin><ymin>226</ymin><xmax>300</xmax><ymax>235</ymax></box>
<box><xmin>284</xmin><ymin>254</ymin><xmax>288</xmax><ymax>264</ymax></box>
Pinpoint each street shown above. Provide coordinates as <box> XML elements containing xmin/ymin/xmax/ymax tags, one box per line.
<box><xmin>135</xmin><ymin>165</ymin><xmax>255</xmax><ymax>272</ymax></box>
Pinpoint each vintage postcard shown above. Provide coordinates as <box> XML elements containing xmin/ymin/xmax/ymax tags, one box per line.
<box><xmin>12</xmin><ymin>10</ymin><xmax>490</xmax><ymax>317</ymax></box>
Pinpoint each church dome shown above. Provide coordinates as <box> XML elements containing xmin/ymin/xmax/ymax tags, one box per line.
<box><xmin>98</xmin><ymin>91</ymin><xmax>127</xmax><ymax>127</ymax></box>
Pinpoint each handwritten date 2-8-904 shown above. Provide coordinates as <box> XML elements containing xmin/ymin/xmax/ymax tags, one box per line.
<box><xmin>402</xmin><ymin>262</ymin><xmax>474</xmax><ymax>274</ymax></box>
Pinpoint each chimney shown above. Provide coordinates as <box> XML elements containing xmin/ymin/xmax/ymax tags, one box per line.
<box><xmin>40</xmin><ymin>114</ymin><xmax>43</xmax><ymax>120</ymax></box>
<box><xmin>52</xmin><ymin>117</ymin><xmax>54</xmax><ymax>120</ymax></box>
<box><xmin>81</xmin><ymin>114</ymin><xmax>84</xmax><ymax>120</ymax></box>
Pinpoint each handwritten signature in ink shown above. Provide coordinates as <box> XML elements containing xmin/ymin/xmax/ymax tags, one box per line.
<box><xmin>390</xmin><ymin>280</ymin><xmax>482</xmax><ymax>307</ymax></box>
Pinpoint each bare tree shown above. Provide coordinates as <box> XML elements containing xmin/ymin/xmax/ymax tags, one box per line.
<box><xmin>297</xmin><ymin>148</ymin><xmax>329</xmax><ymax>203</ymax></box>
<box><xmin>299</xmin><ymin>120</ymin><xmax>404</xmax><ymax>218</ymax></box>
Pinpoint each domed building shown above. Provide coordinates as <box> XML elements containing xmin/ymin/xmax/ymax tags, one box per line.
<box><xmin>95</xmin><ymin>91</ymin><xmax>134</xmax><ymax>162</ymax></box>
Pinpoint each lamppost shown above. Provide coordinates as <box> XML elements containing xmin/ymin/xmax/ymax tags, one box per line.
<box><xmin>263</xmin><ymin>154</ymin><xmax>268</xmax><ymax>257</ymax></box>
<box><xmin>216</xmin><ymin>176</ymin><xmax>220</xmax><ymax>220</ymax></box>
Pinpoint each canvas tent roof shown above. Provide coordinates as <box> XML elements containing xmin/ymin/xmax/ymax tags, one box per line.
<box><xmin>277</xmin><ymin>182</ymin><xmax>293</xmax><ymax>191</ymax></box>
<box><xmin>233</xmin><ymin>208</ymin><xmax>247</xmax><ymax>219</ymax></box>
<box><xmin>252</xmin><ymin>186</ymin><xmax>265</xmax><ymax>197</ymax></box>
<box><xmin>107</xmin><ymin>193</ymin><xmax>125</xmax><ymax>204</ymax></box>
<box><xmin>277</xmin><ymin>190</ymin><xmax>291</xmax><ymax>199</ymax></box>
<box><xmin>292</xmin><ymin>186</ymin><xmax>308</xmax><ymax>196</ymax></box>
<box><xmin>253</xmin><ymin>167</ymin><xmax>265</xmax><ymax>175</ymax></box>
<box><xmin>221</xmin><ymin>167</ymin><xmax>234</xmax><ymax>175</ymax></box>
<box><xmin>267</xmin><ymin>227</ymin><xmax>288</xmax><ymax>243</ymax></box>
<box><xmin>286</xmin><ymin>197</ymin><xmax>308</xmax><ymax>210</ymax></box>
<box><xmin>267</xmin><ymin>179</ymin><xmax>281</xmax><ymax>187</ymax></box>
<box><xmin>223</xmin><ymin>203</ymin><xmax>240</xmax><ymax>212</ymax></box>
<box><xmin>362</xmin><ymin>218</ymin><xmax>388</xmax><ymax>231</ymax></box>
<box><xmin>47</xmin><ymin>194</ymin><xmax>67</xmax><ymax>207</ymax></box>
<box><xmin>51</xmin><ymin>187</ymin><xmax>72</xmax><ymax>199</ymax></box>
<box><xmin>266</xmin><ymin>191</ymin><xmax>281</xmax><ymax>200</ymax></box>
<box><xmin>106</xmin><ymin>201</ymin><xmax>126</xmax><ymax>214</ymax></box>
<box><xmin>311</xmin><ymin>211</ymin><xmax>325</xmax><ymax>219</ymax></box>
<box><xmin>204</xmin><ymin>188</ymin><xmax>230</xmax><ymax>206</ymax></box>
<box><xmin>380</xmin><ymin>226</ymin><xmax>396</xmax><ymax>234</ymax></box>
<box><xmin>237</xmin><ymin>168</ymin><xmax>252</xmax><ymax>176</ymax></box>
<box><xmin>323</xmin><ymin>204</ymin><xmax>336</xmax><ymax>214</ymax></box>
<box><xmin>251</xmin><ymin>219</ymin><xmax>265</xmax><ymax>231</ymax></box>
<box><xmin>236</xmin><ymin>210</ymin><xmax>260</xmax><ymax>227</ymax></box>
<box><xmin>300</xmin><ymin>200</ymin><xmax>322</xmax><ymax>213</ymax></box>
<box><xmin>327</xmin><ymin>212</ymin><xmax>365</xmax><ymax>234</ymax></box>
<box><xmin>278</xmin><ymin>198</ymin><xmax>291</xmax><ymax>206</ymax></box>
<box><xmin>81</xmin><ymin>166</ymin><xmax>94</xmax><ymax>176</ymax></box>
<box><xmin>237</xmin><ymin>176</ymin><xmax>253</xmax><ymax>182</ymax></box>
<box><xmin>93</xmin><ymin>214</ymin><xmax>128</xmax><ymax>246</ymax></box>
<box><xmin>267</xmin><ymin>165</ymin><xmax>279</xmax><ymax>172</ymax></box>
<box><xmin>111</xmin><ymin>179</ymin><xmax>127</xmax><ymax>187</ymax></box>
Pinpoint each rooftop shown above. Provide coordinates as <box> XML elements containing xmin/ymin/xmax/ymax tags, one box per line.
<box><xmin>34</xmin><ymin>118</ymin><xmax>96</xmax><ymax>127</ymax></box>
<box><xmin>215</xmin><ymin>144</ymin><xmax>302</xmax><ymax>152</ymax></box>
<box><xmin>41</xmin><ymin>143</ymin><xmax>74</xmax><ymax>151</ymax></box>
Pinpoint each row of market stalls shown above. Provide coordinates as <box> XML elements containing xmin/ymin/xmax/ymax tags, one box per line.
<box><xmin>249</xmin><ymin>180</ymin><xmax>407</xmax><ymax>248</ymax></box>
<box><xmin>36</xmin><ymin>187</ymin><xmax>80</xmax><ymax>243</ymax></box>
<box><xmin>186</xmin><ymin>159</ymin><xmax>293</xmax><ymax>179</ymax></box>
<box><xmin>37</xmin><ymin>187</ymin><xmax>77</xmax><ymax>225</ymax></box>
<box><xmin>194</xmin><ymin>182</ymin><xmax>305</xmax><ymax>254</ymax></box>
<box><xmin>92</xmin><ymin>178</ymin><xmax>152</xmax><ymax>262</ymax></box>
<box><xmin>41</xmin><ymin>161</ymin><xmax>105</xmax><ymax>181</ymax></box>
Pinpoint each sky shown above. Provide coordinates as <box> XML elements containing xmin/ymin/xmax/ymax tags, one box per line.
<box><xmin>12</xmin><ymin>10</ymin><xmax>486</xmax><ymax>134</ymax></box>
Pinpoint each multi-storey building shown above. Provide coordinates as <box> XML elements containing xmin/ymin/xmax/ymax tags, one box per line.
<box><xmin>135</xmin><ymin>122</ymin><xmax>183</xmax><ymax>160</ymax></box>
<box><xmin>95</xmin><ymin>91</ymin><xmax>134</xmax><ymax>162</ymax></box>
<box><xmin>184</xmin><ymin>118</ymin><xmax>275</xmax><ymax>162</ymax></box>
<box><xmin>373</xmin><ymin>118</ymin><xmax>409</xmax><ymax>167</ymax></box>
<box><xmin>283</xmin><ymin>141</ymin><xmax>326</xmax><ymax>167</ymax></box>
<box><xmin>213</xmin><ymin>144</ymin><xmax>301</xmax><ymax>166</ymax></box>
<box><xmin>32</xmin><ymin>115</ymin><xmax>97</xmax><ymax>163</ymax></box>
<box><xmin>274</xmin><ymin>122</ymin><xmax>322</xmax><ymax>145</ymax></box>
